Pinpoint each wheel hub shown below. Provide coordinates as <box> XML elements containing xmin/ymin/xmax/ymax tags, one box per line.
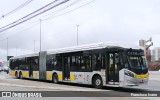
<box><xmin>96</xmin><ymin>79</ymin><xmax>101</xmax><ymax>86</ymax></box>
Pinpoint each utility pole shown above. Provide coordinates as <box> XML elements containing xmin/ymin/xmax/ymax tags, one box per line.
<box><xmin>76</xmin><ymin>25</ymin><xmax>79</xmax><ymax>46</ymax></box>
<box><xmin>7</xmin><ymin>37</ymin><xmax>8</xmax><ymax>66</ymax></box>
<box><xmin>34</xmin><ymin>40</ymin><xmax>36</xmax><ymax>52</ymax></box>
<box><xmin>16</xmin><ymin>47</ymin><xmax>17</xmax><ymax>56</ymax></box>
<box><xmin>40</xmin><ymin>19</ymin><xmax>42</xmax><ymax>52</ymax></box>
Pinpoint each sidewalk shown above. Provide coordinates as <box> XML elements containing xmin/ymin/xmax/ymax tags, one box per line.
<box><xmin>149</xmin><ymin>71</ymin><xmax>160</xmax><ymax>81</ymax></box>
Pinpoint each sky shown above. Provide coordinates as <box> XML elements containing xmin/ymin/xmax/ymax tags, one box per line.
<box><xmin>0</xmin><ymin>0</ymin><xmax>160</xmax><ymax>61</ymax></box>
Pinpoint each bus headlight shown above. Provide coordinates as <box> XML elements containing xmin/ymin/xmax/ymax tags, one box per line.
<box><xmin>124</xmin><ymin>70</ymin><xmax>134</xmax><ymax>77</ymax></box>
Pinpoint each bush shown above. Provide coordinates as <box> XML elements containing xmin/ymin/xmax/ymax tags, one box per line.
<box><xmin>155</xmin><ymin>66</ymin><xmax>160</xmax><ymax>71</ymax></box>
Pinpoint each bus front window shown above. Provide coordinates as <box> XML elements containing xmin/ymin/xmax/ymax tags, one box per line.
<box><xmin>126</xmin><ymin>50</ymin><xmax>148</xmax><ymax>74</ymax></box>
<box><xmin>129</xmin><ymin>56</ymin><xmax>147</xmax><ymax>68</ymax></box>
<box><xmin>129</xmin><ymin>57</ymin><xmax>140</xmax><ymax>68</ymax></box>
<box><xmin>128</xmin><ymin>55</ymin><xmax>148</xmax><ymax>74</ymax></box>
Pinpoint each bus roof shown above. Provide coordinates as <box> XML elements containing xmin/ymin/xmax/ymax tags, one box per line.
<box><xmin>10</xmin><ymin>42</ymin><xmax>126</xmax><ymax>60</ymax></box>
<box><xmin>47</xmin><ymin>42</ymin><xmax>125</xmax><ymax>54</ymax></box>
<box><xmin>10</xmin><ymin>52</ymin><xmax>39</xmax><ymax>60</ymax></box>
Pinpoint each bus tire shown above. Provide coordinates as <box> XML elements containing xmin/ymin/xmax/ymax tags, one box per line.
<box><xmin>15</xmin><ymin>72</ymin><xmax>19</xmax><ymax>79</ymax></box>
<box><xmin>93</xmin><ymin>75</ymin><xmax>103</xmax><ymax>89</ymax></box>
<box><xmin>52</xmin><ymin>73</ymin><xmax>59</xmax><ymax>84</ymax></box>
<box><xmin>19</xmin><ymin>72</ymin><xmax>23</xmax><ymax>79</ymax></box>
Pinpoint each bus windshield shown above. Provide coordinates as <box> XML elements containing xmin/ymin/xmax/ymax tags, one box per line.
<box><xmin>129</xmin><ymin>56</ymin><xmax>147</xmax><ymax>68</ymax></box>
<box><xmin>126</xmin><ymin>50</ymin><xmax>148</xmax><ymax>72</ymax></box>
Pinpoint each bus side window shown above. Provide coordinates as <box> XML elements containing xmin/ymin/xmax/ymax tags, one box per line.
<box><xmin>70</xmin><ymin>56</ymin><xmax>75</xmax><ymax>71</ymax></box>
<box><xmin>122</xmin><ymin>53</ymin><xmax>129</xmax><ymax>68</ymax></box>
<box><xmin>81</xmin><ymin>56</ymin><xmax>85</xmax><ymax>69</ymax></box>
<box><xmin>56</xmin><ymin>54</ymin><xmax>62</xmax><ymax>71</ymax></box>
<box><xmin>34</xmin><ymin>58</ymin><xmax>39</xmax><ymax>71</ymax></box>
<box><xmin>92</xmin><ymin>54</ymin><xmax>104</xmax><ymax>70</ymax></box>
<box><xmin>85</xmin><ymin>55</ymin><xmax>92</xmax><ymax>70</ymax></box>
<box><xmin>46</xmin><ymin>54</ymin><xmax>57</xmax><ymax>71</ymax></box>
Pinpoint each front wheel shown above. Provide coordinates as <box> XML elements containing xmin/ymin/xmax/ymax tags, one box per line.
<box><xmin>52</xmin><ymin>74</ymin><xmax>59</xmax><ymax>84</ymax></box>
<box><xmin>93</xmin><ymin>76</ymin><xmax>103</xmax><ymax>89</ymax></box>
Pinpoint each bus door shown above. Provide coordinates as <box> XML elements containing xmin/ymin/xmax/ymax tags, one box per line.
<box><xmin>29</xmin><ymin>59</ymin><xmax>33</xmax><ymax>78</ymax></box>
<box><xmin>107</xmin><ymin>52</ymin><xmax>119</xmax><ymax>84</ymax></box>
<box><xmin>63</xmin><ymin>56</ymin><xmax>70</xmax><ymax>80</ymax></box>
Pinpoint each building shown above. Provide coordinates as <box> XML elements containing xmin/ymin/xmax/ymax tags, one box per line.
<box><xmin>147</xmin><ymin>49</ymin><xmax>152</xmax><ymax>62</ymax></box>
<box><xmin>0</xmin><ymin>59</ymin><xmax>3</xmax><ymax>67</ymax></box>
<box><xmin>152</xmin><ymin>47</ymin><xmax>160</xmax><ymax>61</ymax></box>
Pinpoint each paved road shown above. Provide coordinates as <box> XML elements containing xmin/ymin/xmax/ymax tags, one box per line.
<box><xmin>0</xmin><ymin>71</ymin><xmax>160</xmax><ymax>100</ymax></box>
<box><xmin>132</xmin><ymin>71</ymin><xmax>160</xmax><ymax>91</ymax></box>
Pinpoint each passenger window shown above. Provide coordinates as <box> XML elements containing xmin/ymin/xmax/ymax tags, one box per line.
<box><xmin>92</xmin><ymin>54</ymin><xmax>104</xmax><ymax>70</ymax></box>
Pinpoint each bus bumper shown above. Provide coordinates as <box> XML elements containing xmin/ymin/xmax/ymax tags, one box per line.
<box><xmin>119</xmin><ymin>69</ymin><xmax>149</xmax><ymax>87</ymax></box>
<box><xmin>124</xmin><ymin>76</ymin><xmax>148</xmax><ymax>86</ymax></box>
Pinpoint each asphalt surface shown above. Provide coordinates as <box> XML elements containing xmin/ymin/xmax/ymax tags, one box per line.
<box><xmin>0</xmin><ymin>71</ymin><xmax>160</xmax><ymax>100</ymax></box>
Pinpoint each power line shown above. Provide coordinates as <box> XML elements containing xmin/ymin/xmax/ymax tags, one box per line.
<box><xmin>42</xmin><ymin>0</ymin><xmax>82</xmax><ymax>20</ymax></box>
<box><xmin>0</xmin><ymin>0</ymin><xmax>70</xmax><ymax>33</ymax></box>
<box><xmin>0</xmin><ymin>0</ymin><xmax>70</xmax><ymax>41</ymax></box>
<box><xmin>0</xmin><ymin>0</ymin><xmax>95</xmax><ymax>40</ymax></box>
<box><xmin>43</xmin><ymin>0</ymin><xmax>96</xmax><ymax>21</ymax></box>
<box><xmin>25</xmin><ymin>0</ymin><xmax>82</xmax><ymax>24</ymax></box>
<box><xmin>0</xmin><ymin>0</ymin><xmax>34</xmax><ymax>20</ymax></box>
<box><xmin>0</xmin><ymin>22</ymin><xmax>39</xmax><ymax>41</ymax></box>
<box><xmin>0</xmin><ymin>0</ymin><xmax>60</xmax><ymax>31</ymax></box>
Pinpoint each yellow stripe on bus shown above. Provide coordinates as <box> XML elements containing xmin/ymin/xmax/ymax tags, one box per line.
<box><xmin>9</xmin><ymin>71</ymin><xmax>15</xmax><ymax>76</ymax></box>
<box><xmin>46</xmin><ymin>73</ymin><xmax>63</xmax><ymax>80</ymax></box>
<box><xmin>130</xmin><ymin>57</ymin><xmax>136</xmax><ymax>59</ymax></box>
<box><xmin>33</xmin><ymin>72</ymin><xmax>37</xmax><ymax>78</ymax></box>
<box><xmin>70</xmin><ymin>74</ymin><xmax>75</xmax><ymax>81</ymax></box>
<box><xmin>46</xmin><ymin>73</ymin><xmax>52</xmax><ymax>79</ymax></box>
<box><xmin>142</xmin><ymin>56</ymin><xmax>145</xmax><ymax>58</ymax></box>
<box><xmin>58</xmin><ymin>74</ymin><xmax>62</xmax><ymax>80</ymax></box>
<box><xmin>135</xmin><ymin>73</ymin><xmax>149</xmax><ymax>78</ymax></box>
<box><xmin>22</xmin><ymin>72</ymin><xmax>29</xmax><ymax>77</ymax></box>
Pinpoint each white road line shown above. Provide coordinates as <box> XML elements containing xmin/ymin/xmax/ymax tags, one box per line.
<box><xmin>0</xmin><ymin>83</ymin><xmax>110</xmax><ymax>91</ymax></box>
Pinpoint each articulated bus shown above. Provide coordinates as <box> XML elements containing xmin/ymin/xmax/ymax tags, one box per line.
<box><xmin>9</xmin><ymin>43</ymin><xmax>149</xmax><ymax>88</ymax></box>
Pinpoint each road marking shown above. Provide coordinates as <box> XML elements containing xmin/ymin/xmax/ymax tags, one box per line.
<box><xmin>0</xmin><ymin>83</ymin><xmax>110</xmax><ymax>91</ymax></box>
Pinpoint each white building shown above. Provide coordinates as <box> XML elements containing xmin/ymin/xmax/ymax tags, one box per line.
<box><xmin>152</xmin><ymin>47</ymin><xmax>160</xmax><ymax>61</ymax></box>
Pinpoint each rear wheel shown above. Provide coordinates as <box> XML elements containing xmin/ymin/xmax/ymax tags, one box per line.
<box><xmin>15</xmin><ymin>72</ymin><xmax>19</xmax><ymax>79</ymax></box>
<box><xmin>19</xmin><ymin>72</ymin><xmax>23</xmax><ymax>79</ymax></box>
<box><xmin>93</xmin><ymin>76</ymin><xmax>103</xmax><ymax>89</ymax></box>
<box><xmin>52</xmin><ymin>74</ymin><xmax>59</xmax><ymax>84</ymax></box>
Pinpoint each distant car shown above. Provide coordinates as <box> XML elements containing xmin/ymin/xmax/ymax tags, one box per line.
<box><xmin>3</xmin><ymin>67</ymin><xmax>9</xmax><ymax>74</ymax></box>
<box><xmin>0</xmin><ymin>67</ymin><xmax>2</xmax><ymax>72</ymax></box>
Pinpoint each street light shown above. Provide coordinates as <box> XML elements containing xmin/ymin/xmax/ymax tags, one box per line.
<box><xmin>40</xmin><ymin>19</ymin><xmax>42</xmax><ymax>52</ymax></box>
<box><xmin>16</xmin><ymin>47</ymin><xmax>17</xmax><ymax>56</ymax></box>
<box><xmin>76</xmin><ymin>25</ymin><xmax>79</xmax><ymax>46</ymax></box>
<box><xmin>7</xmin><ymin>37</ymin><xmax>8</xmax><ymax>66</ymax></box>
<box><xmin>34</xmin><ymin>40</ymin><xmax>36</xmax><ymax>52</ymax></box>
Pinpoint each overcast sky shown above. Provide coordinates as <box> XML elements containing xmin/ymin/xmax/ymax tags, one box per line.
<box><xmin>0</xmin><ymin>0</ymin><xmax>160</xmax><ymax>61</ymax></box>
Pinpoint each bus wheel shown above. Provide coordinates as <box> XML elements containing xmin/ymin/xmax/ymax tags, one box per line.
<box><xmin>15</xmin><ymin>72</ymin><xmax>19</xmax><ymax>79</ymax></box>
<box><xmin>53</xmin><ymin>74</ymin><xmax>59</xmax><ymax>84</ymax></box>
<box><xmin>93</xmin><ymin>76</ymin><xmax>103</xmax><ymax>89</ymax></box>
<box><xmin>19</xmin><ymin>72</ymin><xmax>23</xmax><ymax>79</ymax></box>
